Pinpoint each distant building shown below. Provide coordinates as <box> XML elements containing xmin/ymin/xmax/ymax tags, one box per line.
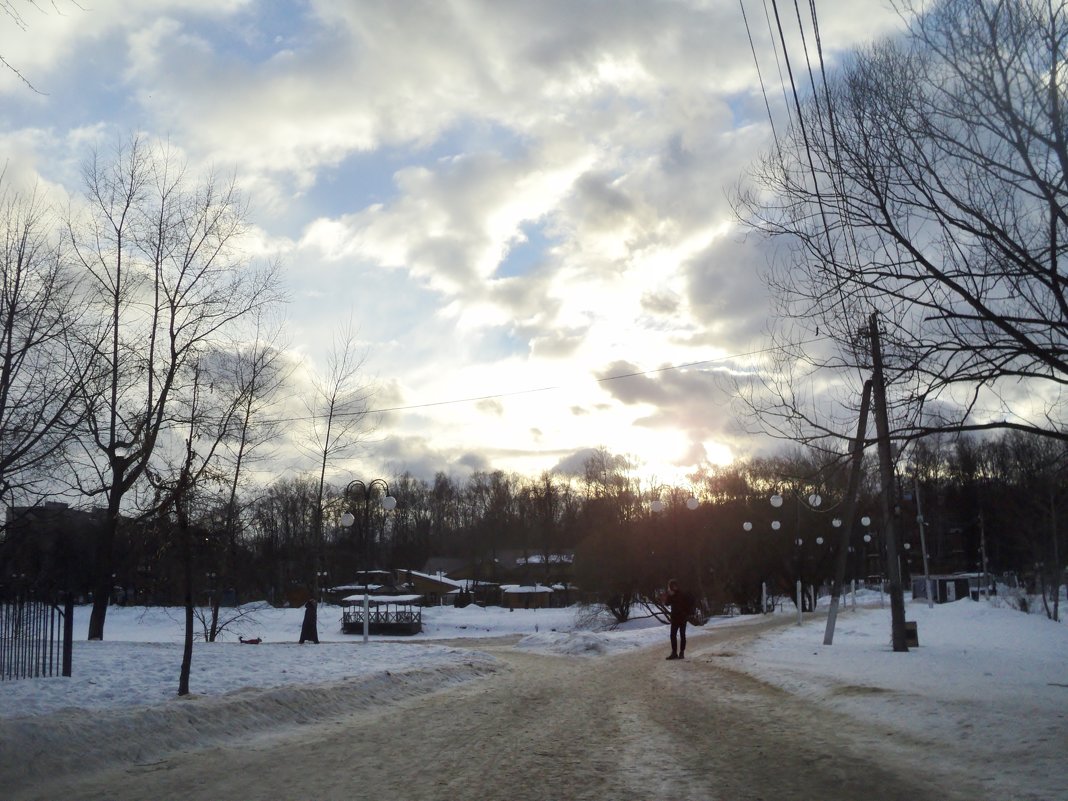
<box><xmin>501</xmin><ymin>583</ymin><xmax>554</xmax><ymax>609</ymax></box>
<box><xmin>400</xmin><ymin>569</ymin><xmax>464</xmax><ymax>606</ymax></box>
<box><xmin>911</xmin><ymin>572</ymin><xmax>995</xmax><ymax>603</ymax></box>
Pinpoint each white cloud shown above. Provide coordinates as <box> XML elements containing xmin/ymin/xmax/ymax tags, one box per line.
<box><xmin>0</xmin><ymin>0</ymin><xmax>919</xmax><ymax>482</ymax></box>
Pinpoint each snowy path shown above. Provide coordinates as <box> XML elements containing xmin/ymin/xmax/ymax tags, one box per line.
<box><xmin>10</xmin><ymin>618</ymin><xmax>1001</xmax><ymax>801</ymax></box>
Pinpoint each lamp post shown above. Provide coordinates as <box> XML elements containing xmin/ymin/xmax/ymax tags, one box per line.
<box><xmin>316</xmin><ymin>571</ymin><xmax>329</xmax><ymax>604</ymax></box>
<box><xmin>340</xmin><ymin>479</ymin><xmax>396</xmax><ymax>643</ymax></box>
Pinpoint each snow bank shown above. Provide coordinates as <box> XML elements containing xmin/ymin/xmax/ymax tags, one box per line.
<box><xmin>0</xmin><ymin>657</ymin><xmax>498</xmax><ymax>787</ymax></box>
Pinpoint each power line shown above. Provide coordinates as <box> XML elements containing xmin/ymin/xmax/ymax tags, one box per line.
<box><xmin>259</xmin><ymin>340</ymin><xmax>819</xmax><ymax>426</ymax></box>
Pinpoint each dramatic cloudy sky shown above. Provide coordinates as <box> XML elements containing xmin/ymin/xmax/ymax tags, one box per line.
<box><xmin>1</xmin><ymin>0</ymin><xmax>910</xmax><ymax>486</ymax></box>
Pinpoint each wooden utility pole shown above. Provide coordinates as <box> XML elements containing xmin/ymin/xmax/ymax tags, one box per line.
<box><xmin>868</xmin><ymin>313</ymin><xmax>909</xmax><ymax>652</ymax></box>
<box><xmin>914</xmin><ymin>476</ymin><xmax>934</xmax><ymax>609</ymax></box>
<box><xmin>824</xmin><ymin>379</ymin><xmax>872</xmax><ymax>645</ymax></box>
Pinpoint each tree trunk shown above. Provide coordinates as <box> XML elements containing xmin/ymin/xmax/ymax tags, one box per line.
<box><xmin>179</xmin><ymin>519</ymin><xmax>194</xmax><ymax>696</ymax></box>
<box><xmin>87</xmin><ymin>501</ymin><xmax>120</xmax><ymax>640</ymax></box>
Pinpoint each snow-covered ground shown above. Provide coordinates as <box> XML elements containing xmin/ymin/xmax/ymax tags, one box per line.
<box><xmin>2</xmin><ymin>591</ymin><xmax>1066</xmax><ymax>792</ymax></box>
<box><xmin>0</xmin><ymin>600</ymin><xmax>674</xmax><ymax>717</ymax></box>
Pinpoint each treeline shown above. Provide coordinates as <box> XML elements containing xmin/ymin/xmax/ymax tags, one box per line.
<box><xmin>79</xmin><ymin>431</ymin><xmax>1068</xmax><ymax>623</ymax></box>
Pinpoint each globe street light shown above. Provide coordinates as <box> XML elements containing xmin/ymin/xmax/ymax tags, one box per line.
<box><xmin>340</xmin><ymin>479</ymin><xmax>397</xmax><ymax>643</ymax></box>
<box><xmin>339</xmin><ymin>478</ymin><xmax>397</xmax><ymax>572</ymax></box>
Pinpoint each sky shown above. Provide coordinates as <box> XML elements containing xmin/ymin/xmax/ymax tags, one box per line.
<box><xmin>2</xmin><ymin>594</ymin><xmax>1066</xmax><ymax>800</ymax></box>
<box><xmin>0</xmin><ymin>0</ymin><xmax>915</xmax><ymax>486</ymax></box>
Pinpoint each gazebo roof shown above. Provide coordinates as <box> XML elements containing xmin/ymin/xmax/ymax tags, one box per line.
<box><xmin>341</xmin><ymin>593</ymin><xmax>423</xmax><ymax>605</ymax></box>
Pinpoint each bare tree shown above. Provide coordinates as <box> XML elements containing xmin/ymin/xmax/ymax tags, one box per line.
<box><xmin>68</xmin><ymin>137</ymin><xmax>282</xmax><ymax>640</ymax></box>
<box><xmin>735</xmin><ymin>0</ymin><xmax>1068</xmax><ymax>449</ymax></box>
<box><xmin>0</xmin><ymin>179</ymin><xmax>89</xmax><ymax>512</ymax></box>
<box><xmin>144</xmin><ymin>332</ymin><xmax>291</xmax><ymax>692</ymax></box>
<box><xmin>147</xmin><ymin>358</ymin><xmax>244</xmax><ymax>695</ymax></box>
<box><xmin>301</xmin><ymin>322</ymin><xmax>376</xmax><ymax>593</ymax></box>
<box><xmin>204</xmin><ymin>313</ymin><xmax>290</xmax><ymax>639</ymax></box>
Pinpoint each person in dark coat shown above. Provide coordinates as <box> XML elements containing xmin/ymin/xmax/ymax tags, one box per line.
<box><xmin>299</xmin><ymin>599</ymin><xmax>319</xmax><ymax>644</ymax></box>
<box><xmin>661</xmin><ymin>579</ymin><xmax>692</xmax><ymax>660</ymax></box>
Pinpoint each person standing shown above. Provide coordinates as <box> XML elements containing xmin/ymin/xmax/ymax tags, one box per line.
<box><xmin>299</xmin><ymin>598</ymin><xmax>319</xmax><ymax>644</ymax></box>
<box><xmin>662</xmin><ymin>579</ymin><xmax>692</xmax><ymax>660</ymax></box>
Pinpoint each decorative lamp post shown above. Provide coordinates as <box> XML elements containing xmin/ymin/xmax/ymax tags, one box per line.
<box><xmin>340</xmin><ymin>479</ymin><xmax>396</xmax><ymax>643</ymax></box>
<box><xmin>205</xmin><ymin>571</ymin><xmax>217</xmax><ymax>609</ymax></box>
<box><xmin>316</xmin><ymin>571</ymin><xmax>329</xmax><ymax>604</ymax></box>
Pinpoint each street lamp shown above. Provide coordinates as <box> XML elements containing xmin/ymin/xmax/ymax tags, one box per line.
<box><xmin>340</xmin><ymin>479</ymin><xmax>396</xmax><ymax>643</ymax></box>
<box><xmin>339</xmin><ymin>479</ymin><xmax>397</xmax><ymax>572</ymax></box>
<box><xmin>205</xmin><ymin>571</ymin><xmax>217</xmax><ymax>611</ymax></box>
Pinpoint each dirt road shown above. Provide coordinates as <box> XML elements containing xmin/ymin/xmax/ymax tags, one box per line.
<box><xmin>17</xmin><ymin>621</ymin><xmax>989</xmax><ymax>801</ymax></box>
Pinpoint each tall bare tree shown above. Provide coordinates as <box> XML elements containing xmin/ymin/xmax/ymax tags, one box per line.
<box><xmin>204</xmin><ymin>313</ymin><xmax>290</xmax><ymax>638</ymax></box>
<box><xmin>0</xmin><ymin>179</ymin><xmax>88</xmax><ymax>512</ymax></box>
<box><xmin>146</xmin><ymin>355</ymin><xmax>263</xmax><ymax>695</ymax></box>
<box><xmin>69</xmin><ymin>137</ymin><xmax>282</xmax><ymax>640</ymax></box>
<box><xmin>736</xmin><ymin>0</ymin><xmax>1068</xmax><ymax>449</ymax></box>
<box><xmin>301</xmin><ymin>322</ymin><xmax>376</xmax><ymax>593</ymax></box>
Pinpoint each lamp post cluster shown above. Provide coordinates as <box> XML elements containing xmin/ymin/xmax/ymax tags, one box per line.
<box><xmin>743</xmin><ymin>491</ymin><xmax>865</xmax><ymax>625</ymax></box>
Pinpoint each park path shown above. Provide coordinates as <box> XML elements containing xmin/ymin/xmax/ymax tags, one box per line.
<box><xmin>16</xmin><ymin>619</ymin><xmax>988</xmax><ymax>801</ymax></box>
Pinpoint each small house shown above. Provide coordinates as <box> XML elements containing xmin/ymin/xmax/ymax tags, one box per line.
<box><xmin>501</xmin><ymin>583</ymin><xmax>554</xmax><ymax>609</ymax></box>
<box><xmin>911</xmin><ymin>572</ymin><xmax>994</xmax><ymax>603</ymax></box>
<box><xmin>400</xmin><ymin>569</ymin><xmax>465</xmax><ymax>606</ymax></box>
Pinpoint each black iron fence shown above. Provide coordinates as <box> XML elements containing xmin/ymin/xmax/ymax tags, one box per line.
<box><xmin>0</xmin><ymin>591</ymin><xmax>73</xmax><ymax>680</ymax></box>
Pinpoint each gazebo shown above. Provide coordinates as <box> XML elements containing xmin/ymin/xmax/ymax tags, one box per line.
<box><xmin>341</xmin><ymin>594</ymin><xmax>423</xmax><ymax>635</ymax></box>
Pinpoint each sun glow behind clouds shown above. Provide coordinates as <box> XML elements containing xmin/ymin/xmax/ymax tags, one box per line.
<box><xmin>0</xmin><ymin>0</ymin><xmax>917</xmax><ymax>483</ymax></box>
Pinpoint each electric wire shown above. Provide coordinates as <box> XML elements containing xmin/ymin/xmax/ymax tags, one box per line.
<box><xmin>739</xmin><ymin>0</ymin><xmax>782</xmax><ymax>153</ymax></box>
<box><xmin>252</xmin><ymin>338</ymin><xmax>825</xmax><ymax>426</ymax></box>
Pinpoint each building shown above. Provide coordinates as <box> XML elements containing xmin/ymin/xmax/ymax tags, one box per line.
<box><xmin>501</xmin><ymin>583</ymin><xmax>554</xmax><ymax>609</ymax></box>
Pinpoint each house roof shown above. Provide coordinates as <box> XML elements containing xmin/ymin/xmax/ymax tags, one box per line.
<box><xmin>422</xmin><ymin>557</ymin><xmax>469</xmax><ymax>576</ymax></box>
<box><xmin>341</xmin><ymin>594</ymin><xmax>423</xmax><ymax>605</ymax></box>
<box><xmin>401</xmin><ymin>569</ymin><xmax>464</xmax><ymax>589</ymax></box>
<box><xmin>515</xmin><ymin>553</ymin><xmax>574</xmax><ymax>566</ymax></box>
<box><xmin>500</xmin><ymin>583</ymin><xmax>554</xmax><ymax>594</ymax></box>
<box><xmin>329</xmin><ymin>584</ymin><xmax>386</xmax><ymax>593</ymax></box>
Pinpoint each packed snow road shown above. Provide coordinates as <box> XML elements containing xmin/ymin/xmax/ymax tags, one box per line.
<box><xmin>15</xmin><ymin>620</ymin><xmax>989</xmax><ymax>801</ymax></box>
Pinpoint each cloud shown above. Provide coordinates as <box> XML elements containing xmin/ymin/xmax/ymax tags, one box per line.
<box><xmin>0</xmin><ymin>0</ymin><xmax>920</xmax><ymax>485</ymax></box>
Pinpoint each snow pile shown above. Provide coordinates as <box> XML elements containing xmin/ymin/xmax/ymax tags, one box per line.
<box><xmin>1</xmin><ymin>660</ymin><xmax>499</xmax><ymax>787</ymax></box>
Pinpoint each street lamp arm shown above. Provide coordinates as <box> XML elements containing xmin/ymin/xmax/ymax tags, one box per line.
<box><xmin>345</xmin><ymin>478</ymin><xmax>394</xmax><ymax>504</ymax></box>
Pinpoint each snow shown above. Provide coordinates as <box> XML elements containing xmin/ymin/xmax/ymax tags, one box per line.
<box><xmin>1</xmin><ymin>592</ymin><xmax>1066</xmax><ymax>790</ymax></box>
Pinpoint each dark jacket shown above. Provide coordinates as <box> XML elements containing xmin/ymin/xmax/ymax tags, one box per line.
<box><xmin>300</xmin><ymin>600</ymin><xmax>319</xmax><ymax>642</ymax></box>
<box><xmin>666</xmin><ymin>590</ymin><xmax>692</xmax><ymax>625</ymax></box>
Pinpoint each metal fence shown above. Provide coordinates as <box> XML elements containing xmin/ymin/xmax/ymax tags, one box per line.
<box><xmin>0</xmin><ymin>592</ymin><xmax>73</xmax><ymax>680</ymax></box>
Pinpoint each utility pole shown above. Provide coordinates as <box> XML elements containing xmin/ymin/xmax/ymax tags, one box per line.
<box><xmin>978</xmin><ymin>511</ymin><xmax>989</xmax><ymax>599</ymax></box>
<box><xmin>824</xmin><ymin>379</ymin><xmax>872</xmax><ymax>645</ymax></box>
<box><xmin>869</xmin><ymin>313</ymin><xmax>909</xmax><ymax>652</ymax></box>
<box><xmin>914</xmin><ymin>476</ymin><xmax>934</xmax><ymax>609</ymax></box>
